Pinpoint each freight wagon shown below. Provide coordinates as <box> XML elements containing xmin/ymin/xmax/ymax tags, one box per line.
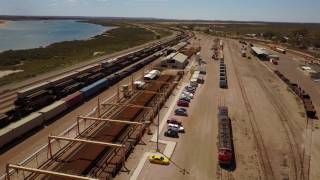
<box><xmin>274</xmin><ymin>70</ymin><xmax>317</xmax><ymax>118</ymax></box>
<box><xmin>0</xmin><ymin>34</ymin><xmax>190</xmax><ymax>148</ymax></box>
<box><xmin>46</xmin><ymin>75</ymin><xmax>173</xmax><ymax>178</ymax></box>
<box><xmin>218</xmin><ymin>106</ymin><xmax>234</xmax><ymax>166</ymax></box>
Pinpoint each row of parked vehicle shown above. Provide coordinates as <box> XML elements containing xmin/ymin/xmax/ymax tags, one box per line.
<box><xmin>219</xmin><ymin>60</ymin><xmax>228</xmax><ymax>89</ymax></box>
<box><xmin>163</xmin><ymin>85</ymin><xmax>197</xmax><ymax>138</ymax></box>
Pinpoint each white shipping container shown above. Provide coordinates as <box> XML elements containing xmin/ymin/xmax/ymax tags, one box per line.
<box><xmin>39</xmin><ymin>101</ymin><xmax>67</xmax><ymax>122</ymax></box>
<box><xmin>9</xmin><ymin>112</ymin><xmax>44</xmax><ymax>145</ymax></box>
<box><xmin>0</xmin><ymin>126</ymin><xmax>14</xmax><ymax>148</ymax></box>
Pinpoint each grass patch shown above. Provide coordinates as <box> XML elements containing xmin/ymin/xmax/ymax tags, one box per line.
<box><xmin>0</xmin><ymin>22</ymin><xmax>162</xmax><ymax>87</ymax></box>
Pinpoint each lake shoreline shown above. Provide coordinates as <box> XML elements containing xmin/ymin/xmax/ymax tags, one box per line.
<box><xmin>0</xmin><ymin>20</ymin><xmax>111</xmax><ymax>53</ymax></box>
<box><xmin>0</xmin><ymin>21</ymin><xmax>168</xmax><ymax>87</ymax></box>
<box><xmin>0</xmin><ymin>20</ymin><xmax>7</xmax><ymax>27</ymax></box>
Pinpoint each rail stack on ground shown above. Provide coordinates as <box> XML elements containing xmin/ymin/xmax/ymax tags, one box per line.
<box><xmin>29</xmin><ymin>74</ymin><xmax>177</xmax><ymax>179</ymax></box>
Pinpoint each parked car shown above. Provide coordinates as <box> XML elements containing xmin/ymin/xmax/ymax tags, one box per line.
<box><xmin>179</xmin><ymin>96</ymin><xmax>191</xmax><ymax>102</ymax></box>
<box><xmin>177</xmin><ymin>100</ymin><xmax>189</xmax><ymax>107</ymax></box>
<box><xmin>167</xmin><ymin>118</ymin><xmax>182</xmax><ymax>126</ymax></box>
<box><xmin>149</xmin><ymin>155</ymin><xmax>170</xmax><ymax>165</ymax></box>
<box><xmin>168</xmin><ymin>123</ymin><xmax>185</xmax><ymax>133</ymax></box>
<box><xmin>164</xmin><ymin>129</ymin><xmax>179</xmax><ymax>138</ymax></box>
<box><xmin>184</xmin><ymin>86</ymin><xmax>196</xmax><ymax>93</ymax></box>
<box><xmin>182</xmin><ymin>91</ymin><xmax>194</xmax><ymax>98</ymax></box>
<box><xmin>175</xmin><ymin>108</ymin><xmax>188</xmax><ymax>116</ymax></box>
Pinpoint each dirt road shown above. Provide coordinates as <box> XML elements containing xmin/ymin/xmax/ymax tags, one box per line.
<box><xmin>119</xmin><ymin>33</ymin><xmax>308</xmax><ymax>180</ymax></box>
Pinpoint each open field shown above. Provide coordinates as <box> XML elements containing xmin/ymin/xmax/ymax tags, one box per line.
<box><xmin>0</xmin><ymin>22</ymin><xmax>171</xmax><ymax>87</ymax></box>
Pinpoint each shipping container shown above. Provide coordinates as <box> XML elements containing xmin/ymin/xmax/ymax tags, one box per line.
<box><xmin>17</xmin><ymin>82</ymin><xmax>50</xmax><ymax>99</ymax></box>
<box><xmin>0</xmin><ymin>126</ymin><xmax>14</xmax><ymax>148</ymax></box>
<box><xmin>0</xmin><ymin>114</ymin><xmax>9</xmax><ymax>128</ymax></box>
<box><xmin>12</xmin><ymin>112</ymin><xmax>43</xmax><ymax>135</ymax></box>
<box><xmin>38</xmin><ymin>101</ymin><xmax>67</xmax><ymax>122</ymax></box>
<box><xmin>63</xmin><ymin>91</ymin><xmax>84</xmax><ymax>108</ymax></box>
<box><xmin>80</xmin><ymin>79</ymin><xmax>108</xmax><ymax>99</ymax></box>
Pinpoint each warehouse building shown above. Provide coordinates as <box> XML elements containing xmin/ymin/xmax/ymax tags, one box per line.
<box><xmin>171</xmin><ymin>42</ymin><xmax>188</xmax><ymax>52</ymax></box>
<box><xmin>251</xmin><ymin>47</ymin><xmax>269</xmax><ymax>60</ymax></box>
<box><xmin>161</xmin><ymin>52</ymin><xmax>189</xmax><ymax>69</ymax></box>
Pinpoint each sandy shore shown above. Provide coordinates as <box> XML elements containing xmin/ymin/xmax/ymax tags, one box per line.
<box><xmin>0</xmin><ymin>70</ymin><xmax>23</xmax><ymax>78</ymax></box>
<box><xmin>0</xmin><ymin>20</ymin><xmax>7</xmax><ymax>27</ymax></box>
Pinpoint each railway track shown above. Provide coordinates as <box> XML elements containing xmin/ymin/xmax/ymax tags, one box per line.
<box><xmin>216</xmin><ymin>166</ymin><xmax>235</xmax><ymax>180</ymax></box>
<box><xmin>248</xmin><ymin>58</ymin><xmax>304</xmax><ymax>180</ymax></box>
<box><xmin>0</xmin><ymin>33</ymin><xmax>177</xmax><ymax>115</ymax></box>
<box><xmin>27</xmin><ymin>90</ymin><xmax>143</xmax><ymax>179</ymax></box>
<box><xmin>226</xmin><ymin>41</ymin><xmax>275</xmax><ymax>180</ymax></box>
<box><xmin>31</xmin><ymin>75</ymin><xmax>174</xmax><ymax>179</ymax></box>
<box><xmin>301</xmin><ymin>118</ymin><xmax>313</xmax><ymax>180</ymax></box>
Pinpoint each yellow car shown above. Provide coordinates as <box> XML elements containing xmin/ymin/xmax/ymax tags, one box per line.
<box><xmin>149</xmin><ymin>155</ymin><xmax>170</xmax><ymax>165</ymax></box>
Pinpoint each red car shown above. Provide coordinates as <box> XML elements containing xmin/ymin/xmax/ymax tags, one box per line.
<box><xmin>167</xmin><ymin>118</ymin><xmax>182</xmax><ymax>126</ymax></box>
<box><xmin>177</xmin><ymin>100</ymin><xmax>189</xmax><ymax>107</ymax></box>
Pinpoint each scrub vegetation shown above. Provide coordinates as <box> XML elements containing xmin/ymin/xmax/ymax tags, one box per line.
<box><xmin>0</xmin><ymin>21</ymin><xmax>170</xmax><ymax>86</ymax></box>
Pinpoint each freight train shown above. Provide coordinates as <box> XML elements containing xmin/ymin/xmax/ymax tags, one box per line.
<box><xmin>47</xmin><ymin>75</ymin><xmax>174</xmax><ymax>179</ymax></box>
<box><xmin>0</xmin><ymin>34</ymin><xmax>191</xmax><ymax>149</ymax></box>
<box><xmin>218</xmin><ymin>106</ymin><xmax>234</xmax><ymax>166</ymax></box>
<box><xmin>274</xmin><ymin>70</ymin><xmax>317</xmax><ymax>118</ymax></box>
<box><xmin>0</xmin><ymin>33</ymin><xmax>190</xmax><ymax>128</ymax></box>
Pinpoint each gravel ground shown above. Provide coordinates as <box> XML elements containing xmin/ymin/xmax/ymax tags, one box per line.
<box><xmin>117</xmin><ymin>33</ymin><xmax>310</xmax><ymax>180</ymax></box>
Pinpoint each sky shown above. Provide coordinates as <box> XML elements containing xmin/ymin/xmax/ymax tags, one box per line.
<box><xmin>0</xmin><ymin>0</ymin><xmax>320</xmax><ymax>23</ymax></box>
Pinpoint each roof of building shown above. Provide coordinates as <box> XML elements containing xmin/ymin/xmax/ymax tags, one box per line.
<box><xmin>172</xmin><ymin>42</ymin><xmax>188</xmax><ymax>51</ymax></box>
<box><xmin>165</xmin><ymin>52</ymin><xmax>177</xmax><ymax>60</ymax></box>
<box><xmin>251</xmin><ymin>47</ymin><xmax>269</xmax><ymax>55</ymax></box>
<box><xmin>173</xmin><ymin>53</ymin><xmax>188</xmax><ymax>63</ymax></box>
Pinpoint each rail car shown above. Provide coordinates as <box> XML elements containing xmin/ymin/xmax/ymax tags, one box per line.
<box><xmin>43</xmin><ymin>75</ymin><xmax>174</xmax><ymax>179</ymax></box>
<box><xmin>274</xmin><ymin>70</ymin><xmax>317</xmax><ymax>118</ymax></box>
<box><xmin>218</xmin><ymin>106</ymin><xmax>234</xmax><ymax>165</ymax></box>
<box><xmin>0</xmin><ymin>34</ymin><xmax>189</xmax><ymax>149</ymax></box>
<box><xmin>0</xmin><ymin>33</ymin><xmax>189</xmax><ymax>128</ymax></box>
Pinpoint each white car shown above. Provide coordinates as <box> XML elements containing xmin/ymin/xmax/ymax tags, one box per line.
<box><xmin>182</xmin><ymin>91</ymin><xmax>194</xmax><ymax>99</ymax></box>
<box><xmin>180</xmin><ymin>94</ymin><xmax>192</xmax><ymax>101</ymax></box>
<box><xmin>168</xmin><ymin>123</ymin><xmax>185</xmax><ymax>133</ymax></box>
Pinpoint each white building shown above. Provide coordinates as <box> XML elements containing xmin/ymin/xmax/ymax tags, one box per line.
<box><xmin>161</xmin><ymin>53</ymin><xmax>189</xmax><ymax>69</ymax></box>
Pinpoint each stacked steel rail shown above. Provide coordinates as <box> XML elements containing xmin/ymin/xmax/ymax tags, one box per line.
<box><xmin>23</xmin><ymin>74</ymin><xmax>176</xmax><ymax>179</ymax></box>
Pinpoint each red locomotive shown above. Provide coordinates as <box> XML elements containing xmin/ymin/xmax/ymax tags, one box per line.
<box><xmin>218</xmin><ymin>106</ymin><xmax>234</xmax><ymax>165</ymax></box>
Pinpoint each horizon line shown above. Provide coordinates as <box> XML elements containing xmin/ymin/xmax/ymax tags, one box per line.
<box><xmin>1</xmin><ymin>14</ymin><xmax>320</xmax><ymax>24</ymax></box>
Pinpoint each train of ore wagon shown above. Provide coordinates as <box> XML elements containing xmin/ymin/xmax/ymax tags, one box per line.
<box><xmin>0</xmin><ymin>33</ymin><xmax>191</xmax><ymax>149</ymax></box>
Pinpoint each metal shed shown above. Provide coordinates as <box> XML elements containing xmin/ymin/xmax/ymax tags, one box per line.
<box><xmin>161</xmin><ymin>53</ymin><xmax>188</xmax><ymax>69</ymax></box>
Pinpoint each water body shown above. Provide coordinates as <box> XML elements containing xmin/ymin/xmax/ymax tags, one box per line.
<box><xmin>0</xmin><ymin>20</ymin><xmax>112</xmax><ymax>52</ymax></box>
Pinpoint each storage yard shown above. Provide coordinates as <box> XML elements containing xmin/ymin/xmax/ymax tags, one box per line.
<box><xmin>1</xmin><ymin>29</ymin><xmax>320</xmax><ymax>180</ymax></box>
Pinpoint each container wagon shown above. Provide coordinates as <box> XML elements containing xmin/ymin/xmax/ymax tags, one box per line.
<box><xmin>0</xmin><ymin>34</ymin><xmax>188</xmax><ymax>147</ymax></box>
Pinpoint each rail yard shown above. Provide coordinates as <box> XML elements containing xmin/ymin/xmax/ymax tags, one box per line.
<box><xmin>0</xmin><ymin>28</ymin><xmax>320</xmax><ymax>180</ymax></box>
